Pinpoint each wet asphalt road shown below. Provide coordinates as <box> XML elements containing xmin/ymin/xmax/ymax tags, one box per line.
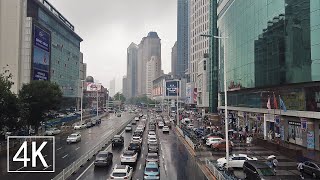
<box><xmin>0</xmin><ymin>113</ymin><xmax>134</xmax><ymax>180</ymax></box>
<box><xmin>71</xmin><ymin>117</ymin><xmax>207</xmax><ymax>180</ymax></box>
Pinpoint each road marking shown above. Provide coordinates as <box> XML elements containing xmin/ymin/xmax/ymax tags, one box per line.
<box><xmin>143</xmin><ymin>147</ymin><xmax>144</xmax><ymax>150</ymax></box>
<box><xmin>164</xmin><ymin>164</ymin><xmax>167</xmax><ymax>171</ymax></box>
<box><xmin>141</xmin><ymin>154</ymin><xmax>144</xmax><ymax>158</ymax></box>
<box><xmin>76</xmin><ymin>143</ymin><xmax>112</xmax><ymax>180</ymax></box>
<box><xmin>57</xmin><ymin>147</ymin><xmax>62</xmax><ymax>151</ymax></box>
<box><xmin>85</xmin><ymin>141</ymin><xmax>88</xmax><ymax>144</ymax></box>
<box><xmin>162</xmin><ymin>155</ymin><xmax>165</xmax><ymax>159</ymax></box>
<box><xmin>139</xmin><ymin>164</ymin><xmax>142</xmax><ymax>170</ymax></box>
<box><xmin>62</xmin><ymin>154</ymin><xmax>68</xmax><ymax>159</ymax></box>
<box><xmin>16</xmin><ymin>166</ymin><xmax>25</xmax><ymax>171</ymax></box>
<box><xmin>43</xmin><ymin>165</ymin><xmax>52</xmax><ymax>170</ymax></box>
<box><xmin>75</xmin><ymin>147</ymin><xmax>80</xmax><ymax>151</ymax></box>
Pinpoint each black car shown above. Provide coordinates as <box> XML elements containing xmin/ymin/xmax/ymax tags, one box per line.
<box><xmin>243</xmin><ymin>160</ymin><xmax>278</xmax><ymax>180</ymax></box>
<box><xmin>96</xmin><ymin>118</ymin><xmax>101</xmax><ymax>124</ymax></box>
<box><xmin>112</xmin><ymin>135</ymin><xmax>124</xmax><ymax>147</ymax></box>
<box><xmin>299</xmin><ymin>161</ymin><xmax>320</xmax><ymax>179</ymax></box>
<box><xmin>128</xmin><ymin>142</ymin><xmax>141</xmax><ymax>154</ymax></box>
<box><xmin>148</xmin><ymin>142</ymin><xmax>159</xmax><ymax>153</ymax></box>
<box><xmin>133</xmin><ymin>131</ymin><xmax>143</xmax><ymax>137</ymax></box>
<box><xmin>94</xmin><ymin>151</ymin><xmax>113</xmax><ymax>167</ymax></box>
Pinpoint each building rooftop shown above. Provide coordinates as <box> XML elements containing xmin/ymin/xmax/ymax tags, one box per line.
<box><xmin>147</xmin><ymin>32</ymin><xmax>159</xmax><ymax>38</ymax></box>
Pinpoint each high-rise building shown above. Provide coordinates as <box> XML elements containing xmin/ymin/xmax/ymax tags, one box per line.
<box><xmin>0</xmin><ymin>0</ymin><xmax>82</xmax><ymax>102</ymax></box>
<box><xmin>109</xmin><ymin>78</ymin><xmax>116</xmax><ymax>97</ymax></box>
<box><xmin>126</xmin><ymin>42</ymin><xmax>138</xmax><ymax>98</ymax></box>
<box><xmin>137</xmin><ymin>32</ymin><xmax>161</xmax><ymax>96</ymax></box>
<box><xmin>146</xmin><ymin>56</ymin><xmax>162</xmax><ymax>98</ymax></box>
<box><xmin>189</xmin><ymin>0</ymin><xmax>210</xmax><ymax>110</ymax></box>
<box><xmin>217</xmin><ymin>0</ymin><xmax>320</xmax><ymax>150</ymax></box>
<box><xmin>171</xmin><ymin>42</ymin><xmax>178</xmax><ymax>77</ymax></box>
<box><xmin>122</xmin><ymin>76</ymin><xmax>128</xmax><ymax>99</ymax></box>
<box><xmin>177</xmin><ymin>0</ymin><xmax>189</xmax><ymax>78</ymax></box>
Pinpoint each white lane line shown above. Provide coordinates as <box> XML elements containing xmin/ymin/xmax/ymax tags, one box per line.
<box><xmin>16</xmin><ymin>166</ymin><xmax>25</xmax><ymax>171</ymax></box>
<box><xmin>62</xmin><ymin>154</ymin><xmax>68</xmax><ymax>159</ymax></box>
<box><xmin>76</xmin><ymin>143</ymin><xmax>113</xmax><ymax>180</ymax></box>
<box><xmin>85</xmin><ymin>141</ymin><xmax>88</xmax><ymax>144</ymax></box>
<box><xmin>164</xmin><ymin>164</ymin><xmax>167</xmax><ymax>171</ymax></box>
<box><xmin>57</xmin><ymin>147</ymin><xmax>62</xmax><ymax>151</ymax></box>
<box><xmin>75</xmin><ymin>147</ymin><xmax>80</xmax><ymax>151</ymax></box>
<box><xmin>43</xmin><ymin>165</ymin><xmax>52</xmax><ymax>170</ymax></box>
<box><xmin>162</xmin><ymin>155</ymin><xmax>164</xmax><ymax>159</ymax></box>
<box><xmin>141</xmin><ymin>154</ymin><xmax>144</xmax><ymax>158</ymax></box>
<box><xmin>143</xmin><ymin>147</ymin><xmax>145</xmax><ymax>150</ymax></box>
<box><xmin>139</xmin><ymin>164</ymin><xmax>142</xmax><ymax>170</ymax></box>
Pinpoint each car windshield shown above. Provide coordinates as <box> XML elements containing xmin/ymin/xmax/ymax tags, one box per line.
<box><xmin>148</xmin><ymin>155</ymin><xmax>157</xmax><ymax>159</ymax></box>
<box><xmin>257</xmin><ymin>168</ymin><xmax>275</xmax><ymax>176</ymax></box>
<box><xmin>112</xmin><ymin>172</ymin><xmax>126</xmax><ymax>177</ymax></box>
<box><xmin>146</xmin><ymin>167</ymin><xmax>158</xmax><ymax>172</ymax></box>
<box><xmin>123</xmin><ymin>151</ymin><xmax>134</xmax><ymax>156</ymax></box>
<box><xmin>69</xmin><ymin>134</ymin><xmax>77</xmax><ymax>137</ymax></box>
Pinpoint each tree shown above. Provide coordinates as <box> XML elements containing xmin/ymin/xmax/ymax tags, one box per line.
<box><xmin>19</xmin><ymin>81</ymin><xmax>62</xmax><ymax>133</ymax></box>
<box><xmin>0</xmin><ymin>71</ymin><xmax>20</xmax><ymax>131</ymax></box>
<box><xmin>113</xmin><ymin>92</ymin><xmax>126</xmax><ymax>103</ymax></box>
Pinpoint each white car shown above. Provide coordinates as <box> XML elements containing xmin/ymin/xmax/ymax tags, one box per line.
<box><xmin>187</xmin><ymin>123</ymin><xmax>194</xmax><ymax>129</ymax></box>
<box><xmin>74</xmin><ymin>123</ymin><xmax>86</xmax><ymax>130</ymax></box>
<box><xmin>44</xmin><ymin>128</ymin><xmax>61</xmax><ymax>135</ymax></box>
<box><xmin>131</xmin><ymin>136</ymin><xmax>142</xmax><ymax>144</ymax></box>
<box><xmin>125</xmin><ymin>124</ymin><xmax>132</xmax><ymax>131</ymax></box>
<box><xmin>206</xmin><ymin>137</ymin><xmax>223</xmax><ymax>146</ymax></box>
<box><xmin>158</xmin><ymin>122</ymin><xmax>164</xmax><ymax>128</ymax></box>
<box><xmin>135</xmin><ymin>117</ymin><xmax>140</xmax><ymax>121</ymax></box>
<box><xmin>217</xmin><ymin>154</ymin><xmax>258</xmax><ymax>168</ymax></box>
<box><xmin>120</xmin><ymin>150</ymin><xmax>138</xmax><ymax>164</ymax></box>
<box><xmin>148</xmin><ymin>136</ymin><xmax>157</xmax><ymax>144</ymax></box>
<box><xmin>148</xmin><ymin>131</ymin><xmax>156</xmax><ymax>139</ymax></box>
<box><xmin>109</xmin><ymin>164</ymin><xmax>133</xmax><ymax>180</ymax></box>
<box><xmin>162</xmin><ymin>126</ymin><xmax>170</xmax><ymax>133</ymax></box>
<box><xmin>66</xmin><ymin>133</ymin><xmax>81</xmax><ymax>143</ymax></box>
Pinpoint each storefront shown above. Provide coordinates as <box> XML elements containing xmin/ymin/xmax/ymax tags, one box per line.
<box><xmin>288</xmin><ymin>121</ymin><xmax>303</xmax><ymax>145</ymax></box>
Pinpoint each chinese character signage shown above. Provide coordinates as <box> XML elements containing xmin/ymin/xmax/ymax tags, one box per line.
<box><xmin>32</xmin><ymin>24</ymin><xmax>51</xmax><ymax>80</ymax></box>
<box><xmin>165</xmin><ymin>80</ymin><xmax>179</xmax><ymax>96</ymax></box>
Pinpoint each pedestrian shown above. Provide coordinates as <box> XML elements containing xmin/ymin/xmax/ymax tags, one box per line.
<box><xmin>297</xmin><ymin>162</ymin><xmax>304</xmax><ymax>179</ymax></box>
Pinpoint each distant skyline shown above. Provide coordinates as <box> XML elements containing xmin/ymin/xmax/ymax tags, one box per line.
<box><xmin>47</xmin><ymin>0</ymin><xmax>177</xmax><ymax>93</ymax></box>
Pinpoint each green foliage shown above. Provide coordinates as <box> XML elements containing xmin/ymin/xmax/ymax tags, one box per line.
<box><xmin>113</xmin><ymin>92</ymin><xmax>126</xmax><ymax>102</ymax></box>
<box><xmin>0</xmin><ymin>72</ymin><xmax>20</xmax><ymax>131</ymax></box>
<box><xmin>19</xmin><ymin>81</ymin><xmax>63</xmax><ymax>133</ymax></box>
<box><xmin>127</xmin><ymin>95</ymin><xmax>155</xmax><ymax>105</ymax></box>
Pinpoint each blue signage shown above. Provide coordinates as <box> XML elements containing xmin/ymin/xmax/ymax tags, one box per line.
<box><xmin>32</xmin><ymin>25</ymin><xmax>50</xmax><ymax>80</ymax></box>
<box><xmin>307</xmin><ymin>131</ymin><xmax>315</xmax><ymax>149</ymax></box>
<box><xmin>166</xmin><ymin>81</ymin><xmax>179</xmax><ymax>96</ymax></box>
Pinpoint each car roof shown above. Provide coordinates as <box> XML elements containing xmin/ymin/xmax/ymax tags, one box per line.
<box><xmin>245</xmin><ymin>160</ymin><xmax>270</xmax><ymax>168</ymax></box>
<box><xmin>114</xmin><ymin>135</ymin><xmax>122</xmax><ymax>138</ymax></box>
<box><xmin>71</xmin><ymin>132</ymin><xmax>80</xmax><ymax>135</ymax></box>
<box><xmin>147</xmin><ymin>153</ymin><xmax>158</xmax><ymax>156</ymax></box>
<box><xmin>146</xmin><ymin>162</ymin><xmax>158</xmax><ymax>167</ymax></box>
<box><xmin>114</xmin><ymin>165</ymin><xmax>128</xmax><ymax>171</ymax></box>
<box><xmin>98</xmin><ymin>151</ymin><xmax>111</xmax><ymax>155</ymax></box>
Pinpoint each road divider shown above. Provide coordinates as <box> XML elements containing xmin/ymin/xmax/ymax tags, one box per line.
<box><xmin>51</xmin><ymin>115</ymin><xmax>134</xmax><ymax>180</ymax></box>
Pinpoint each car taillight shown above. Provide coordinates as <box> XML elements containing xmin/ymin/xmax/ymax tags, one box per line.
<box><xmin>110</xmin><ymin>177</ymin><xmax>114</xmax><ymax>179</ymax></box>
<box><xmin>124</xmin><ymin>176</ymin><xmax>128</xmax><ymax>179</ymax></box>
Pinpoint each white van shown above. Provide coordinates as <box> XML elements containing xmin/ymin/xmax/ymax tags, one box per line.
<box><xmin>206</xmin><ymin>137</ymin><xmax>223</xmax><ymax>146</ymax></box>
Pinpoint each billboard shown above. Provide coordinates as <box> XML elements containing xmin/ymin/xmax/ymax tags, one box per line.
<box><xmin>186</xmin><ymin>83</ymin><xmax>194</xmax><ymax>104</ymax></box>
<box><xmin>86</xmin><ymin>83</ymin><xmax>102</xmax><ymax>91</ymax></box>
<box><xmin>32</xmin><ymin>24</ymin><xmax>51</xmax><ymax>80</ymax></box>
<box><xmin>165</xmin><ymin>80</ymin><xmax>179</xmax><ymax>96</ymax></box>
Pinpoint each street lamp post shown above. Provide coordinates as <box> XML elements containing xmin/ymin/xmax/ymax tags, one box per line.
<box><xmin>201</xmin><ymin>34</ymin><xmax>229</xmax><ymax>169</ymax></box>
<box><xmin>80</xmin><ymin>80</ymin><xmax>85</xmax><ymax>123</ymax></box>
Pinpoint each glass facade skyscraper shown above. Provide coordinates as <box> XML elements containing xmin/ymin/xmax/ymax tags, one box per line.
<box><xmin>177</xmin><ymin>0</ymin><xmax>189</xmax><ymax>78</ymax></box>
<box><xmin>27</xmin><ymin>0</ymin><xmax>82</xmax><ymax>99</ymax></box>
<box><xmin>217</xmin><ymin>0</ymin><xmax>320</xmax><ymax>150</ymax></box>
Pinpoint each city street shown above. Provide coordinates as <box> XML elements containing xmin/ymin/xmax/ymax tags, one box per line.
<box><xmin>0</xmin><ymin>113</ymin><xmax>134</xmax><ymax>180</ymax></box>
<box><xmin>71</xmin><ymin>116</ymin><xmax>207</xmax><ymax>180</ymax></box>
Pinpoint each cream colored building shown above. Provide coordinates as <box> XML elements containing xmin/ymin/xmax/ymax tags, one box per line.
<box><xmin>146</xmin><ymin>56</ymin><xmax>162</xmax><ymax>98</ymax></box>
<box><xmin>0</xmin><ymin>0</ymin><xmax>32</xmax><ymax>94</ymax></box>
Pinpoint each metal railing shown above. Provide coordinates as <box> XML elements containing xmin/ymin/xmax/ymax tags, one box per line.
<box><xmin>185</xmin><ymin>135</ymin><xmax>195</xmax><ymax>150</ymax></box>
<box><xmin>205</xmin><ymin>158</ymin><xmax>227</xmax><ymax>180</ymax></box>
<box><xmin>51</xmin><ymin>115</ymin><xmax>133</xmax><ymax>180</ymax></box>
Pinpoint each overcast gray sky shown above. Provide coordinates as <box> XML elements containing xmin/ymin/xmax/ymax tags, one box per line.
<box><xmin>47</xmin><ymin>0</ymin><xmax>177</xmax><ymax>92</ymax></box>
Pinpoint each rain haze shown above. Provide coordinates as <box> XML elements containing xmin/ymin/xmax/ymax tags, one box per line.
<box><xmin>47</xmin><ymin>0</ymin><xmax>177</xmax><ymax>93</ymax></box>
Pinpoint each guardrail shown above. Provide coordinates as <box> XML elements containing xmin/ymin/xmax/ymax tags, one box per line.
<box><xmin>51</xmin><ymin>115</ymin><xmax>133</xmax><ymax>180</ymax></box>
<box><xmin>176</xmin><ymin>126</ymin><xmax>184</xmax><ymax>136</ymax></box>
<box><xmin>185</xmin><ymin>135</ymin><xmax>195</xmax><ymax>150</ymax></box>
<box><xmin>205</xmin><ymin>158</ymin><xmax>227</xmax><ymax>180</ymax></box>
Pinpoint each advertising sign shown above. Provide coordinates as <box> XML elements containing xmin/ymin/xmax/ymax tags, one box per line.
<box><xmin>86</xmin><ymin>83</ymin><xmax>102</xmax><ymax>91</ymax></box>
<box><xmin>193</xmin><ymin>88</ymin><xmax>197</xmax><ymax>103</ymax></box>
<box><xmin>307</xmin><ymin>131</ymin><xmax>315</xmax><ymax>149</ymax></box>
<box><xmin>185</xmin><ymin>83</ymin><xmax>194</xmax><ymax>104</ymax></box>
<box><xmin>32</xmin><ymin>25</ymin><xmax>51</xmax><ymax>80</ymax></box>
<box><xmin>166</xmin><ymin>80</ymin><xmax>179</xmax><ymax>96</ymax></box>
<box><xmin>301</xmin><ymin>118</ymin><xmax>307</xmax><ymax>131</ymax></box>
